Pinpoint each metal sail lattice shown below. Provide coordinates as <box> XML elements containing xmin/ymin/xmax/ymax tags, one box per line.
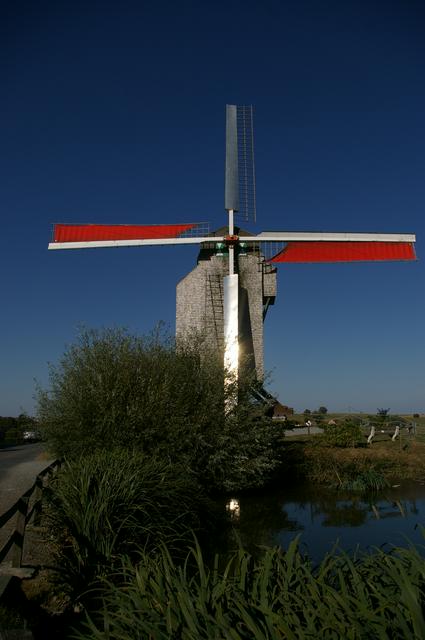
<box><xmin>236</xmin><ymin>105</ymin><xmax>256</xmax><ymax>223</ymax></box>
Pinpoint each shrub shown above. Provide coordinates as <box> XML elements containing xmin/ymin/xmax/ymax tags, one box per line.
<box><xmin>37</xmin><ymin>326</ymin><xmax>222</xmax><ymax>458</ymax></box>
<box><xmin>37</xmin><ymin>327</ymin><xmax>282</xmax><ymax>492</ymax></box>
<box><xmin>321</xmin><ymin>420</ymin><xmax>363</xmax><ymax>448</ymax></box>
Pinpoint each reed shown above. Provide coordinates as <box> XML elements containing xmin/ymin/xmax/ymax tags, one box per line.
<box><xmin>336</xmin><ymin>469</ymin><xmax>389</xmax><ymax>492</ymax></box>
<box><xmin>45</xmin><ymin>449</ymin><xmax>215</xmax><ymax>598</ymax></box>
<box><xmin>77</xmin><ymin>536</ymin><xmax>425</xmax><ymax>639</ymax></box>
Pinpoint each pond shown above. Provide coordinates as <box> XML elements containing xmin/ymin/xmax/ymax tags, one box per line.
<box><xmin>225</xmin><ymin>481</ymin><xmax>425</xmax><ymax>562</ymax></box>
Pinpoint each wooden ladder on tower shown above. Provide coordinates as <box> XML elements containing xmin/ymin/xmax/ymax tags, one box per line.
<box><xmin>205</xmin><ymin>273</ymin><xmax>224</xmax><ymax>350</ymax></box>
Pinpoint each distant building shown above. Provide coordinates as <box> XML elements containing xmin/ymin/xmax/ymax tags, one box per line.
<box><xmin>272</xmin><ymin>402</ymin><xmax>294</xmax><ymax>419</ymax></box>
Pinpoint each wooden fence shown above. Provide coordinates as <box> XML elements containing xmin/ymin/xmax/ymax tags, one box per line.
<box><xmin>0</xmin><ymin>459</ymin><xmax>61</xmax><ymax>568</ymax></box>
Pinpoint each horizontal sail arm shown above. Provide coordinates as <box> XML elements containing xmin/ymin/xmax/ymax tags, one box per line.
<box><xmin>48</xmin><ymin>237</ymin><xmax>217</xmax><ymax>250</ymax></box>
<box><xmin>239</xmin><ymin>232</ymin><xmax>416</xmax><ymax>243</ymax></box>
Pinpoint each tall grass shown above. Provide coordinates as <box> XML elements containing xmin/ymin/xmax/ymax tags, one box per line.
<box><xmin>337</xmin><ymin>469</ymin><xmax>389</xmax><ymax>492</ymax></box>
<box><xmin>45</xmin><ymin>449</ymin><xmax>216</xmax><ymax>597</ymax></box>
<box><xmin>77</xmin><ymin>537</ymin><xmax>425</xmax><ymax>639</ymax></box>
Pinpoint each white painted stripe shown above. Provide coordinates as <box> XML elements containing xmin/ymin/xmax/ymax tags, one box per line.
<box><xmin>48</xmin><ymin>237</ymin><xmax>221</xmax><ymax>250</ymax></box>
<box><xmin>239</xmin><ymin>232</ymin><xmax>416</xmax><ymax>243</ymax></box>
<box><xmin>49</xmin><ymin>232</ymin><xmax>416</xmax><ymax>250</ymax></box>
<box><xmin>223</xmin><ymin>274</ymin><xmax>239</xmax><ymax>411</ymax></box>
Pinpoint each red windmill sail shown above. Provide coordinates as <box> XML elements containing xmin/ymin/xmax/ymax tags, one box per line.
<box><xmin>53</xmin><ymin>223</ymin><xmax>199</xmax><ymax>243</ymax></box>
<box><xmin>269</xmin><ymin>240</ymin><xmax>416</xmax><ymax>263</ymax></box>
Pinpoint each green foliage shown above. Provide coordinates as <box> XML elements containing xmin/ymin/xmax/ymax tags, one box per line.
<box><xmin>0</xmin><ymin>416</ymin><xmax>17</xmax><ymax>428</ymax></box>
<box><xmin>0</xmin><ymin>414</ymin><xmax>38</xmax><ymax>444</ymax></box>
<box><xmin>335</xmin><ymin>469</ymin><xmax>389</xmax><ymax>492</ymax></box>
<box><xmin>77</xmin><ymin>538</ymin><xmax>425</xmax><ymax>640</ymax></box>
<box><xmin>318</xmin><ymin>406</ymin><xmax>328</xmax><ymax>414</ymax></box>
<box><xmin>16</xmin><ymin>412</ymin><xmax>37</xmax><ymax>429</ymax></box>
<box><xmin>377</xmin><ymin>408</ymin><xmax>390</xmax><ymax>420</ymax></box>
<box><xmin>46</xmin><ymin>449</ymin><xmax>216</xmax><ymax>596</ymax></box>
<box><xmin>198</xmin><ymin>404</ymin><xmax>282</xmax><ymax>492</ymax></box>
<box><xmin>321</xmin><ymin>420</ymin><xmax>363</xmax><ymax>448</ymax></box>
<box><xmin>36</xmin><ymin>327</ymin><xmax>281</xmax><ymax>491</ymax></box>
<box><xmin>37</xmin><ymin>326</ymin><xmax>220</xmax><ymax>457</ymax></box>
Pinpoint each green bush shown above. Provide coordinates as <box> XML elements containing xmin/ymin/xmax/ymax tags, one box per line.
<box><xmin>77</xmin><ymin>538</ymin><xmax>425</xmax><ymax>640</ymax></box>
<box><xmin>37</xmin><ymin>327</ymin><xmax>282</xmax><ymax>491</ymax></box>
<box><xmin>321</xmin><ymin>421</ymin><xmax>363</xmax><ymax>448</ymax></box>
<box><xmin>46</xmin><ymin>449</ymin><xmax>216</xmax><ymax>596</ymax></box>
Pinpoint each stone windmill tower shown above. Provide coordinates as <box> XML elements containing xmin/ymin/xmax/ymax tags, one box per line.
<box><xmin>176</xmin><ymin>229</ymin><xmax>277</xmax><ymax>381</ymax></box>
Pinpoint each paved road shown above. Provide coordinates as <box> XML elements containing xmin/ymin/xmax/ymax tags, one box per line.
<box><xmin>0</xmin><ymin>444</ymin><xmax>56</xmax><ymax>568</ymax></box>
<box><xmin>285</xmin><ymin>426</ymin><xmax>324</xmax><ymax>436</ymax></box>
<box><xmin>0</xmin><ymin>444</ymin><xmax>53</xmax><ymax>515</ymax></box>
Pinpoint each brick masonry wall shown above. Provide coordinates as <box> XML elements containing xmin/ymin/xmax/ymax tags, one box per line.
<box><xmin>176</xmin><ymin>252</ymin><xmax>277</xmax><ymax>381</ymax></box>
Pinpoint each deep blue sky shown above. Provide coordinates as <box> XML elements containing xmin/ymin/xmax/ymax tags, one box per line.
<box><xmin>1</xmin><ymin>0</ymin><xmax>423</xmax><ymax>416</ymax></box>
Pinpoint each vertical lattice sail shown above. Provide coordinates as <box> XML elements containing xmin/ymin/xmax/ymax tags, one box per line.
<box><xmin>225</xmin><ymin>105</ymin><xmax>256</xmax><ymax>223</ymax></box>
<box><xmin>225</xmin><ymin>105</ymin><xmax>239</xmax><ymax>213</ymax></box>
<box><xmin>236</xmin><ymin>105</ymin><xmax>256</xmax><ymax>223</ymax></box>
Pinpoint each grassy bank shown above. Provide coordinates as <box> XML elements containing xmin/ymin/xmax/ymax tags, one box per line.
<box><xmin>282</xmin><ymin>421</ymin><xmax>425</xmax><ymax>489</ymax></box>
<box><xmin>303</xmin><ymin>439</ymin><xmax>425</xmax><ymax>488</ymax></box>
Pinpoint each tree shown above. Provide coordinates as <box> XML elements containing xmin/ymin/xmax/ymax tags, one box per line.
<box><xmin>36</xmin><ymin>327</ymin><xmax>282</xmax><ymax>492</ymax></box>
<box><xmin>377</xmin><ymin>408</ymin><xmax>390</xmax><ymax>417</ymax></box>
<box><xmin>318</xmin><ymin>406</ymin><xmax>328</xmax><ymax>415</ymax></box>
<box><xmin>0</xmin><ymin>417</ymin><xmax>17</xmax><ymax>442</ymax></box>
<box><xmin>303</xmin><ymin>409</ymin><xmax>311</xmax><ymax>415</ymax></box>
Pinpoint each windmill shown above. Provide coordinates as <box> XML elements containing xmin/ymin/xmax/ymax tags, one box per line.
<box><xmin>48</xmin><ymin>105</ymin><xmax>416</xmax><ymax>403</ymax></box>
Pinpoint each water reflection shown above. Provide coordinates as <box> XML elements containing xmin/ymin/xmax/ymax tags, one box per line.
<box><xmin>226</xmin><ymin>482</ymin><xmax>425</xmax><ymax>561</ymax></box>
<box><xmin>225</xmin><ymin>498</ymin><xmax>240</xmax><ymax>521</ymax></box>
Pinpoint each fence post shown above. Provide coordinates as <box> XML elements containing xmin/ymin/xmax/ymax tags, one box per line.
<box><xmin>32</xmin><ymin>475</ymin><xmax>44</xmax><ymax>526</ymax></box>
<box><xmin>0</xmin><ymin>459</ymin><xmax>61</xmax><ymax>569</ymax></box>
<box><xmin>11</xmin><ymin>494</ymin><xmax>30</xmax><ymax>568</ymax></box>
